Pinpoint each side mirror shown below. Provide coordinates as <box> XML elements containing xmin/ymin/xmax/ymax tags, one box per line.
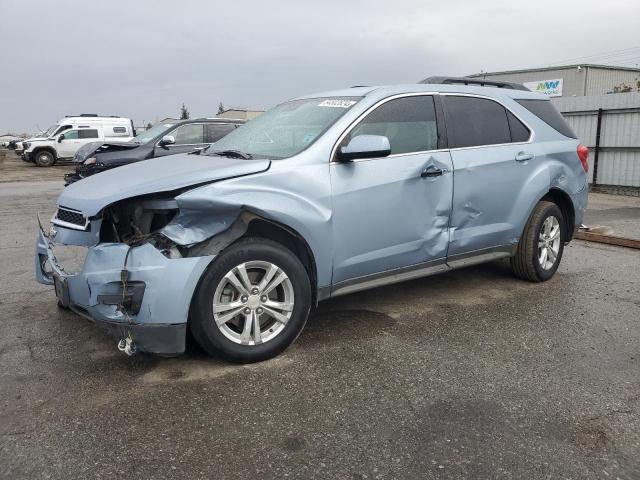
<box><xmin>160</xmin><ymin>135</ymin><xmax>175</xmax><ymax>147</ymax></box>
<box><xmin>337</xmin><ymin>134</ymin><xmax>391</xmax><ymax>162</ymax></box>
<box><xmin>58</xmin><ymin>134</ymin><xmax>65</xmax><ymax>143</ymax></box>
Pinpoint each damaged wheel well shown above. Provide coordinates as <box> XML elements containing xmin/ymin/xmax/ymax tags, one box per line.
<box><xmin>244</xmin><ymin>219</ymin><xmax>318</xmax><ymax>305</ymax></box>
<box><xmin>542</xmin><ymin>188</ymin><xmax>576</xmax><ymax>242</ymax></box>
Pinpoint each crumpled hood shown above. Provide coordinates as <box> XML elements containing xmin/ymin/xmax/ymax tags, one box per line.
<box><xmin>74</xmin><ymin>141</ymin><xmax>139</xmax><ymax>163</ymax></box>
<box><xmin>57</xmin><ymin>154</ymin><xmax>271</xmax><ymax>216</ymax></box>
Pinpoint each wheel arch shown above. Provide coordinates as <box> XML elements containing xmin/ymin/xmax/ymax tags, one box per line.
<box><xmin>243</xmin><ymin>217</ymin><xmax>319</xmax><ymax>306</ymax></box>
<box><xmin>185</xmin><ymin>212</ymin><xmax>320</xmax><ymax>310</ymax></box>
<box><xmin>32</xmin><ymin>146</ymin><xmax>58</xmax><ymax>157</ymax></box>
<box><xmin>540</xmin><ymin>188</ymin><xmax>576</xmax><ymax>242</ymax></box>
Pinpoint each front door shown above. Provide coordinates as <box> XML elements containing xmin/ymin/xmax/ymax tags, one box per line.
<box><xmin>330</xmin><ymin>95</ymin><xmax>453</xmax><ymax>285</ymax></box>
<box><xmin>56</xmin><ymin>130</ymin><xmax>82</xmax><ymax>158</ymax></box>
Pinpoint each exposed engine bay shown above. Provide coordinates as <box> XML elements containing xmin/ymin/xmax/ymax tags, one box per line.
<box><xmin>98</xmin><ymin>195</ymin><xmax>183</xmax><ymax>259</ymax></box>
<box><xmin>95</xmin><ymin>193</ymin><xmax>255</xmax><ymax>261</ymax></box>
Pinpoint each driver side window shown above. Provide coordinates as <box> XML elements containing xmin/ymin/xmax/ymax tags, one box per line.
<box><xmin>344</xmin><ymin>96</ymin><xmax>439</xmax><ymax>155</ymax></box>
<box><xmin>170</xmin><ymin>124</ymin><xmax>204</xmax><ymax>145</ymax></box>
<box><xmin>61</xmin><ymin>130</ymin><xmax>79</xmax><ymax>140</ymax></box>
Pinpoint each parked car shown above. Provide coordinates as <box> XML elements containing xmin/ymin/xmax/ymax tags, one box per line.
<box><xmin>36</xmin><ymin>78</ymin><xmax>589</xmax><ymax>362</ymax></box>
<box><xmin>1</xmin><ymin>135</ymin><xmax>21</xmax><ymax>148</ymax></box>
<box><xmin>22</xmin><ymin>115</ymin><xmax>135</xmax><ymax>166</ymax></box>
<box><xmin>64</xmin><ymin>118</ymin><xmax>244</xmax><ymax>184</ymax></box>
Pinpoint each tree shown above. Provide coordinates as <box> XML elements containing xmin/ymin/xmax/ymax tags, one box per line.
<box><xmin>180</xmin><ymin>103</ymin><xmax>190</xmax><ymax>120</ymax></box>
<box><xmin>217</xmin><ymin>102</ymin><xmax>225</xmax><ymax>115</ymax></box>
<box><xmin>146</xmin><ymin>122</ymin><xmax>153</xmax><ymax>130</ymax></box>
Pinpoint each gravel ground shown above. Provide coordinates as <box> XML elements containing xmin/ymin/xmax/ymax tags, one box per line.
<box><xmin>584</xmin><ymin>192</ymin><xmax>640</xmax><ymax>240</ymax></box>
<box><xmin>0</xmin><ymin>181</ymin><xmax>639</xmax><ymax>480</ymax></box>
<box><xmin>0</xmin><ymin>149</ymin><xmax>73</xmax><ymax>183</ymax></box>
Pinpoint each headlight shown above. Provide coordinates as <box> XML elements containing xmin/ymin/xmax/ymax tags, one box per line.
<box><xmin>83</xmin><ymin>157</ymin><xmax>97</xmax><ymax>165</ymax></box>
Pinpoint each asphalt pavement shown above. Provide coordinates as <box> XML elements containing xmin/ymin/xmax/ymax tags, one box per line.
<box><xmin>1</xmin><ymin>180</ymin><xmax>639</xmax><ymax>479</ymax></box>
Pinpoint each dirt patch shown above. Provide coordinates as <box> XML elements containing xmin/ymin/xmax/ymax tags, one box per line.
<box><xmin>0</xmin><ymin>149</ymin><xmax>73</xmax><ymax>182</ymax></box>
<box><xmin>571</xmin><ymin>419</ymin><xmax>609</xmax><ymax>449</ymax></box>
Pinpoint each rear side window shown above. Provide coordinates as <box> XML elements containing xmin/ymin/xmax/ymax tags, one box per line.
<box><xmin>515</xmin><ymin>99</ymin><xmax>577</xmax><ymax>138</ymax></box>
<box><xmin>206</xmin><ymin>123</ymin><xmax>236</xmax><ymax>143</ymax></box>
<box><xmin>444</xmin><ymin>96</ymin><xmax>511</xmax><ymax>148</ymax></box>
<box><xmin>78</xmin><ymin>129</ymin><xmax>99</xmax><ymax>139</ymax></box>
<box><xmin>346</xmin><ymin>95</ymin><xmax>439</xmax><ymax>155</ymax></box>
<box><xmin>507</xmin><ymin>111</ymin><xmax>531</xmax><ymax>143</ymax></box>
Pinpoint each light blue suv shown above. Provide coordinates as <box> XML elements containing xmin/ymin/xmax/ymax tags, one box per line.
<box><xmin>36</xmin><ymin>78</ymin><xmax>589</xmax><ymax>362</ymax></box>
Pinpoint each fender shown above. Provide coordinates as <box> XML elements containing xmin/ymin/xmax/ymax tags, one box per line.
<box><xmin>163</xmin><ymin>161</ymin><xmax>334</xmax><ymax>288</ymax></box>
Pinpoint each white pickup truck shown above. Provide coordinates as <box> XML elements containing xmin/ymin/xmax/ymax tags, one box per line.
<box><xmin>22</xmin><ymin>116</ymin><xmax>134</xmax><ymax>166</ymax></box>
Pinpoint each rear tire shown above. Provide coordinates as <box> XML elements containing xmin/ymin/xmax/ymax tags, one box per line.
<box><xmin>511</xmin><ymin>201</ymin><xmax>565</xmax><ymax>282</ymax></box>
<box><xmin>34</xmin><ymin>150</ymin><xmax>55</xmax><ymax>167</ymax></box>
<box><xmin>190</xmin><ymin>237</ymin><xmax>311</xmax><ymax>363</ymax></box>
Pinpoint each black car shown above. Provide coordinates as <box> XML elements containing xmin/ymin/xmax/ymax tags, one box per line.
<box><xmin>64</xmin><ymin>118</ymin><xmax>245</xmax><ymax>184</ymax></box>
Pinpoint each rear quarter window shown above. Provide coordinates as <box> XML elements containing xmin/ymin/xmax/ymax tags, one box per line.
<box><xmin>515</xmin><ymin>99</ymin><xmax>577</xmax><ymax>139</ymax></box>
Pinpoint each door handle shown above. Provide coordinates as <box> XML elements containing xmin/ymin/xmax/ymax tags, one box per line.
<box><xmin>515</xmin><ymin>151</ymin><xmax>534</xmax><ymax>162</ymax></box>
<box><xmin>421</xmin><ymin>167</ymin><xmax>447</xmax><ymax>178</ymax></box>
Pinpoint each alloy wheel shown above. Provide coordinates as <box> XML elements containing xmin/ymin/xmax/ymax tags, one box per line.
<box><xmin>212</xmin><ymin>261</ymin><xmax>294</xmax><ymax>345</ymax></box>
<box><xmin>538</xmin><ymin>216</ymin><xmax>561</xmax><ymax>270</ymax></box>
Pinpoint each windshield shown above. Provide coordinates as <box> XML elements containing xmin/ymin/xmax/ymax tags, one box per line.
<box><xmin>133</xmin><ymin>123</ymin><xmax>175</xmax><ymax>144</ymax></box>
<box><xmin>41</xmin><ymin>125</ymin><xmax>56</xmax><ymax>137</ymax></box>
<box><xmin>206</xmin><ymin>97</ymin><xmax>361</xmax><ymax>159</ymax></box>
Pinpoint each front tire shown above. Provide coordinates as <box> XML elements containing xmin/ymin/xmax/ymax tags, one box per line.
<box><xmin>34</xmin><ymin>150</ymin><xmax>55</xmax><ymax>167</ymax></box>
<box><xmin>511</xmin><ymin>201</ymin><xmax>565</xmax><ymax>282</ymax></box>
<box><xmin>190</xmin><ymin>237</ymin><xmax>311</xmax><ymax>363</ymax></box>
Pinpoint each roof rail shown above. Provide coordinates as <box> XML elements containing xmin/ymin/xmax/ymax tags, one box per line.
<box><xmin>419</xmin><ymin>76</ymin><xmax>529</xmax><ymax>91</ymax></box>
<box><xmin>64</xmin><ymin>114</ymin><xmax>121</xmax><ymax>118</ymax></box>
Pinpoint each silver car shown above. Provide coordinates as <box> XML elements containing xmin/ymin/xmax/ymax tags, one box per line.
<box><xmin>36</xmin><ymin>78</ymin><xmax>589</xmax><ymax>362</ymax></box>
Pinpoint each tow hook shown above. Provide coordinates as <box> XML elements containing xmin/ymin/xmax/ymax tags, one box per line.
<box><xmin>117</xmin><ymin>336</ymin><xmax>137</xmax><ymax>356</ymax></box>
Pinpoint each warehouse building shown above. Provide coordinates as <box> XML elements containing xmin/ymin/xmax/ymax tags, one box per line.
<box><xmin>468</xmin><ymin>64</ymin><xmax>640</xmax><ymax>97</ymax></box>
<box><xmin>467</xmin><ymin>65</ymin><xmax>640</xmax><ymax>194</ymax></box>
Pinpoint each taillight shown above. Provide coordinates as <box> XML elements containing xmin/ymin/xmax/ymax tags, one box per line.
<box><xmin>577</xmin><ymin>144</ymin><xmax>589</xmax><ymax>172</ymax></box>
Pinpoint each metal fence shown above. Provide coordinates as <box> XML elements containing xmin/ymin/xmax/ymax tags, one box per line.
<box><xmin>552</xmin><ymin>93</ymin><xmax>640</xmax><ymax>192</ymax></box>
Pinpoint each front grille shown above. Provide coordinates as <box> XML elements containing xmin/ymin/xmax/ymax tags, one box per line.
<box><xmin>55</xmin><ymin>207</ymin><xmax>87</xmax><ymax>229</ymax></box>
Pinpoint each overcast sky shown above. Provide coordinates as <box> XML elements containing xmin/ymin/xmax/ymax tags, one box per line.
<box><xmin>1</xmin><ymin>0</ymin><xmax>639</xmax><ymax>133</ymax></box>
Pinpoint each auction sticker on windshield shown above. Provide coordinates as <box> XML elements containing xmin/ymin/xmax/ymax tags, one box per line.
<box><xmin>318</xmin><ymin>99</ymin><xmax>357</xmax><ymax>108</ymax></box>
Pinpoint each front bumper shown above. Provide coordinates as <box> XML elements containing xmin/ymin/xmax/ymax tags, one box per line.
<box><xmin>35</xmin><ymin>226</ymin><xmax>214</xmax><ymax>355</ymax></box>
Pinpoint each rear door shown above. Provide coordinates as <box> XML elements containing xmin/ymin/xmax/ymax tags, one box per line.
<box><xmin>330</xmin><ymin>94</ymin><xmax>453</xmax><ymax>285</ymax></box>
<box><xmin>443</xmin><ymin>95</ymin><xmax>535</xmax><ymax>258</ymax></box>
<box><xmin>155</xmin><ymin>123</ymin><xmax>206</xmax><ymax>157</ymax></box>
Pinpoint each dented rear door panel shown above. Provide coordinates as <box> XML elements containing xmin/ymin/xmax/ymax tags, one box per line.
<box><xmin>448</xmin><ymin>143</ymin><xmax>541</xmax><ymax>256</ymax></box>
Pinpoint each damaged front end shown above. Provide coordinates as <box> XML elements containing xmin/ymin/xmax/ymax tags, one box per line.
<box><xmin>35</xmin><ymin>193</ymin><xmax>253</xmax><ymax>355</ymax></box>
